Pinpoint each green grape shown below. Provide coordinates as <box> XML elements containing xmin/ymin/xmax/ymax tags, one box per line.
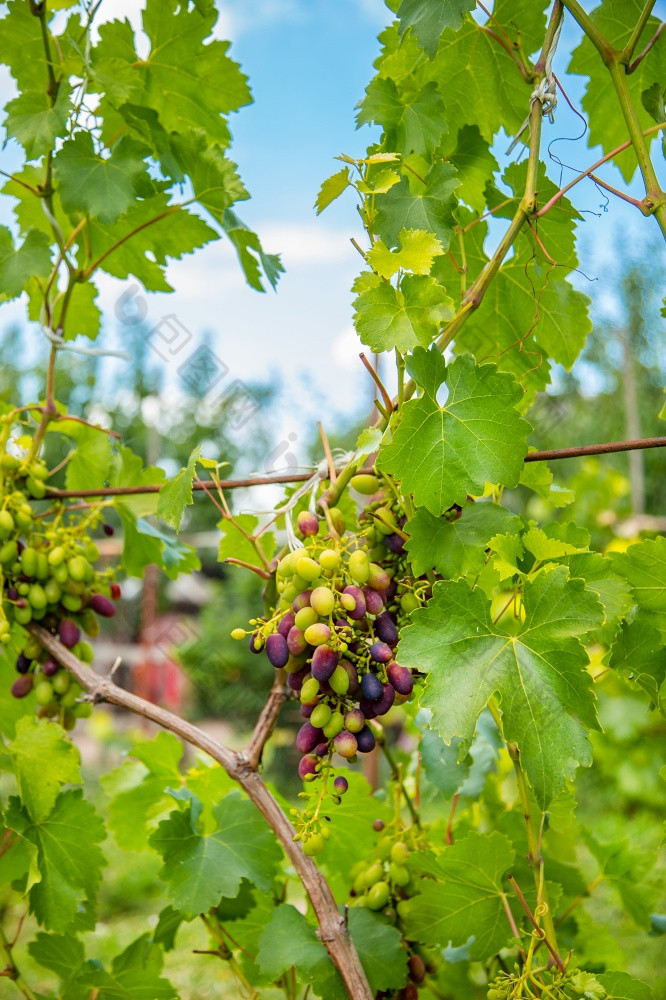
<box><xmin>0</xmin><ymin>540</ymin><xmax>18</xmax><ymax>564</ymax></box>
<box><xmin>14</xmin><ymin>605</ymin><xmax>33</xmax><ymax>625</ymax></box>
<box><xmin>350</xmin><ymin>473</ymin><xmax>379</xmax><ymax>495</ymax></box>
<box><xmin>389</xmin><ymin>863</ymin><xmax>410</xmax><ymax>887</ymax></box>
<box><xmin>322</xmin><ymin>711</ymin><xmax>344</xmax><ymax>739</ymax></box>
<box><xmin>400</xmin><ymin>591</ymin><xmax>421</xmax><ymax>614</ymax></box>
<box><xmin>295</xmin><ymin>606</ymin><xmax>318</xmax><ymax>631</ymax></box>
<box><xmin>348</xmin><ymin>549</ymin><xmax>370</xmax><ymax>584</ymax></box>
<box><xmin>318</xmin><ymin>548</ymin><xmax>340</xmax><ymax>572</ymax></box>
<box><xmin>20</xmin><ymin>547</ymin><xmax>38</xmax><ymax>577</ymax></box>
<box><xmin>47</xmin><ymin>546</ymin><xmax>66</xmax><ymax>567</ymax></box>
<box><xmin>34</xmin><ymin>680</ymin><xmax>55</xmax><ymax>706</ymax></box>
<box><xmin>302</xmin><ymin>833</ymin><xmax>325</xmax><ymax>857</ymax></box>
<box><xmin>296</xmin><ymin>556</ymin><xmax>320</xmax><ymax>582</ymax></box>
<box><xmin>366</xmin><ymin>881</ymin><xmax>390</xmax><ymax>910</ymax></box>
<box><xmin>310</xmin><ymin>586</ymin><xmax>335</xmax><ymax>616</ymax></box>
<box><xmin>67</xmin><ymin>556</ymin><xmax>88</xmax><ymax>582</ymax></box>
<box><xmin>28</xmin><ymin>583</ymin><xmax>47</xmax><ymax>610</ymax></box>
<box><xmin>0</xmin><ymin>510</ymin><xmax>15</xmax><ymax>537</ymax></box>
<box><xmin>52</xmin><ymin>671</ymin><xmax>71</xmax><ymax>695</ymax></box>
<box><xmin>391</xmin><ymin>841</ymin><xmax>409</xmax><ymax>864</ymax></box>
<box><xmin>310</xmin><ymin>703</ymin><xmax>332</xmax><ymax>729</ymax></box>
<box><xmin>330</xmin><ymin>664</ymin><xmax>350</xmax><ymax>695</ymax></box>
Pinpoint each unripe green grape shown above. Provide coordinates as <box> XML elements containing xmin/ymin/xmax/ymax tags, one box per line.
<box><xmin>391</xmin><ymin>841</ymin><xmax>409</xmax><ymax>865</ymax></box>
<box><xmin>29</xmin><ymin>461</ymin><xmax>48</xmax><ymax>480</ymax></box>
<box><xmin>60</xmin><ymin>684</ymin><xmax>81</xmax><ymax>709</ymax></box>
<box><xmin>302</xmin><ymin>833</ymin><xmax>325</xmax><ymax>857</ymax></box>
<box><xmin>15</xmin><ymin>510</ymin><xmax>32</xmax><ymax>532</ymax></box>
<box><xmin>318</xmin><ymin>548</ymin><xmax>340</xmax><ymax>572</ymax></box>
<box><xmin>296</xmin><ymin>556</ymin><xmax>320</xmax><ymax>582</ymax></box>
<box><xmin>52</xmin><ymin>671</ymin><xmax>71</xmax><ymax>695</ymax></box>
<box><xmin>276</xmin><ymin>555</ymin><xmax>293</xmax><ymax>577</ymax></box>
<box><xmin>23</xmin><ymin>638</ymin><xmax>41</xmax><ymax>660</ymax></box>
<box><xmin>323</xmin><ymin>711</ymin><xmax>344</xmax><ymax>739</ymax></box>
<box><xmin>80</xmin><ymin>610</ymin><xmax>100</xmax><ymax>637</ymax></box>
<box><xmin>67</xmin><ymin>556</ymin><xmax>88</xmax><ymax>582</ymax></box>
<box><xmin>35</xmin><ymin>552</ymin><xmax>49</xmax><ymax>579</ymax></box>
<box><xmin>328</xmin><ymin>507</ymin><xmax>346</xmax><ymax>534</ymax></box>
<box><xmin>330</xmin><ymin>665</ymin><xmax>350</xmax><ymax>696</ymax></box>
<box><xmin>377</xmin><ymin>837</ymin><xmax>393</xmax><ymax>861</ymax></box>
<box><xmin>304</xmin><ymin>623</ymin><xmax>331</xmax><ymax>646</ymax></box>
<box><xmin>282</xmin><ymin>584</ymin><xmax>298</xmax><ymax>604</ymax></box>
<box><xmin>73</xmin><ymin>701</ymin><xmax>92</xmax><ymax>719</ymax></box>
<box><xmin>44</xmin><ymin>579</ymin><xmax>61</xmax><ymax>604</ymax></box>
<box><xmin>0</xmin><ymin>510</ymin><xmax>15</xmax><ymax>537</ymax></box>
<box><xmin>231</xmin><ymin>627</ymin><xmax>246</xmax><ymax>640</ymax></box>
<box><xmin>366</xmin><ymin>881</ymin><xmax>390</xmax><ymax>910</ymax></box>
<box><xmin>17</xmin><ymin>582</ymin><xmax>29</xmax><ymax>596</ymax></box>
<box><xmin>28</xmin><ymin>584</ymin><xmax>47</xmax><ymax>610</ymax></box>
<box><xmin>48</xmin><ymin>545</ymin><xmax>66</xmax><ymax>567</ymax></box>
<box><xmin>350</xmin><ymin>473</ymin><xmax>379</xmax><ymax>495</ymax></box>
<box><xmin>363</xmin><ymin>862</ymin><xmax>384</xmax><ymax>888</ymax></box>
<box><xmin>26</xmin><ymin>476</ymin><xmax>45</xmax><ymax>499</ymax></box>
<box><xmin>294</xmin><ymin>607</ymin><xmax>318</xmax><ymax>631</ymax></box>
<box><xmin>310</xmin><ymin>703</ymin><xmax>332</xmax><ymax>729</ymax></box>
<box><xmin>0</xmin><ymin>453</ymin><xmax>19</xmax><ymax>470</ymax></box>
<box><xmin>400</xmin><ymin>592</ymin><xmax>421</xmax><ymax>615</ymax></box>
<box><xmin>34</xmin><ymin>680</ymin><xmax>54</xmax><ymax>706</ymax></box>
<box><xmin>85</xmin><ymin>542</ymin><xmax>100</xmax><ymax>563</ymax></box>
<box><xmin>14</xmin><ymin>605</ymin><xmax>33</xmax><ymax>625</ymax></box>
<box><xmin>373</xmin><ymin>506</ymin><xmax>397</xmax><ymax>535</ymax></box>
<box><xmin>20</xmin><ymin>546</ymin><xmax>38</xmax><ymax>577</ymax></box>
<box><xmin>284</xmin><ymin>654</ymin><xmax>306</xmax><ymax>674</ymax></box>
<box><xmin>310</xmin><ymin>586</ymin><xmax>335</xmax><ymax>616</ymax></box>
<box><xmin>0</xmin><ymin>540</ymin><xmax>18</xmax><ymax>564</ymax></box>
<box><xmin>389</xmin><ymin>863</ymin><xmax>410</xmax><ymax>887</ymax></box>
<box><xmin>52</xmin><ymin>564</ymin><xmax>69</xmax><ymax>584</ymax></box>
<box><xmin>62</xmin><ymin>710</ymin><xmax>76</xmax><ymax>732</ymax></box>
<box><xmin>300</xmin><ymin>677</ymin><xmax>320</xmax><ymax>703</ymax></box>
<box><xmin>73</xmin><ymin>640</ymin><xmax>94</xmax><ymax>663</ymax></box>
<box><xmin>290</xmin><ymin>573</ymin><xmax>309</xmax><ymax>593</ymax></box>
<box><xmin>348</xmin><ymin>549</ymin><xmax>370</xmax><ymax>584</ymax></box>
<box><xmin>62</xmin><ymin>593</ymin><xmax>83</xmax><ymax>612</ymax></box>
<box><xmin>396</xmin><ymin>899</ymin><xmax>411</xmax><ymax>921</ymax></box>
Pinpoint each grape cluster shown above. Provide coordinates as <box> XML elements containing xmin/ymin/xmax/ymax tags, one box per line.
<box><xmin>487</xmin><ymin>968</ymin><xmax>612</xmax><ymax>1000</ymax></box>
<box><xmin>232</xmin><ymin>473</ymin><xmax>428</xmax><ymax>854</ymax></box>
<box><xmin>1</xmin><ymin>450</ymin><xmax>120</xmax><ymax>729</ymax></box>
<box><xmin>348</xmin><ymin>822</ymin><xmax>433</xmax><ymax>999</ymax></box>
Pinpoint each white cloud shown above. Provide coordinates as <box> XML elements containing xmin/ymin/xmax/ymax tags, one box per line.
<box><xmin>259</xmin><ymin>222</ymin><xmax>354</xmax><ymax>266</ymax></box>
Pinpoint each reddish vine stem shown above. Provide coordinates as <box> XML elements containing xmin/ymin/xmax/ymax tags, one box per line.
<box><xmin>507</xmin><ymin>875</ymin><xmax>566</xmax><ymax>974</ymax></box>
<box><xmin>244</xmin><ymin>672</ymin><xmax>288</xmax><ymax>770</ymax></box>
<box><xmin>40</xmin><ymin>436</ymin><xmax>666</xmax><ymax>500</ymax></box>
<box><xmin>27</xmin><ymin>624</ymin><xmax>374</xmax><ymax>1000</ymax></box>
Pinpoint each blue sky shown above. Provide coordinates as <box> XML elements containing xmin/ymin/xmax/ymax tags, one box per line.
<box><xmin>0</xmin><ymin>0</ymin><xmax>664</xmax><ymax>475</ymax></box>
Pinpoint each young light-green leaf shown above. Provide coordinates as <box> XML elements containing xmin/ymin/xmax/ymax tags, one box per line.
<box><xmin>157</xmin><ymin>444</ymin><xmax>203</xmax><ymax>531</ymax></box>
<box><xmin>7</xmin><ymin>717</ymin><xmax>81</xmax><ymax>824</ymax></box>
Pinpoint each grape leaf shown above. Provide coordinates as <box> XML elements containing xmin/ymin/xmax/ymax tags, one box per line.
<box><xmin>0</xmin><ymin>226</ymin><xmax>52</xmax><ymax>301</ymax></box>
<box><xmin>404</xmin><ymin>501</ymin><xmax>522</xmax><ymax>578</ymax></box>
<box><xmin>257</xmin><ymin>904</ymin><xmax>345</xmax><ymax>1000</ymax></box>
<box><xmin>450</xmin><ymin>125</ymin><xmax>499</xmax><ymax>214</ymax></box>
<box><xmin>54</xmin><ymin>133</ymin><xmax>149</xmax><ymax>225</ymax></box>
<box><xmin>611</xmin><ymin>536</ymin><xmax>666</xmax><ymax>616</ymax></box>
<box><xmin>109</xmin><ymin>444</ymin><xmax>165</xmax><ymax>518</ymax></box>
<box><xmin>375</xmin><ymin>162</ymin><xmax>460</xmax><ymax>249</ymax></box>
<box><xmin>7</xmin><ymin>718</ymin><xmax>81</xmax><ymax>824</ymax></box>
<box><xmin>157</xmin><ymin>444</ymin><xmax>202</xmax><ymax>531</ymax></box>
<box><xmin>597</xmin><ymin>971</ymin><xmax>655</xmax><ymax>1000</ymax></box>
<box><xmin>150</xmin><ymin>792</ymin><xmax>282</xmax><ymax>918</ymax></box>
<box><xmin>564</xmin><ymin>552</ymin><xmax>633</xmax><ymax>640</ymax></box>
<box><xmin>315</xmin><ymin>167</ymin><xmax>351</xmax><ymax>214</ymax></box>
<box><xmin>420</xmin><ymin>708</ymin><xmax>500</xmax><ymax>799</ymax></box>
<box><xmin>55</xmin><ymin>419</ymin><xmax>113</xmax><ymax>491</ymax></box>
<box><xmin>0</xmin><ymin>0</ymin><xmax>58</xmax><ymax>91</ymax></box>
<box><xmin>222</xmin><ymin>207</ymin><xmax>284</xmax><ymax>292</ymax></box>
<box><xmin>366</xmin><ymin>228</ymin><xmax>444</xmax><ymax>278</ymax></box>
<box><xmin>5</xmin><ymin>789</ymin><xmax>106</xmax><ymax>932</ymax></box>
<box><xmin>218</xmin><ymin>514</ymin><xmax>275</xmax><ymax>569</ymax></box>
<box><xmin>397</xmin><ymin>0</ymin><xmax>476</xmax><ymax>57</ymax></box>
<box><xmin>402</xmin><ymin>831</ymin><xmax>515</xmax><ymax>959</ymax></box>
<box><xmin>4</xmin><ymin>86</ymin><xmax>72</xmax><ymax>160</ymax></box>
<box><xmin>582</xmin><ymin>829</ymin><xmax>658</xmax><ymax>928</ymax></box>
<box><xmin>378</xmin><ymin>351</ymin><xmax>531</xmax><ymax>515</ymax></box>
<box><xmin>609</xmin><ymin>614</ymin><xmax>665</xmax><ymax>711</ymax></box>
<box><xmin>28</xmin><ymin>932</ymin><xmax>84</xmax><ymax>987</ymax></box>
<box><xmin>116</xmin><ymin>507</ymin><xmax>200</xmax><ymax>579</ymax></box>
<box><xmin>319</xmin><ymin>772</ymin><xmax>391</xmax><ymax>899</ymax></box>
<box><xmin>519</xmin><ymin>458</ymin><xmax>575</xmax><ymax>508</ymax></box>
<box><xmin>357</xmin><ymin>78</ymin><xmax>447</xmax><ymax>156</ymax></box>
<box><xmin>568</xmin><ymin>1</ymin><xmax>666</xmax><ymax>182</ymax></box>
<box><xmin>0</xmin><ymin>631</ymin><xmax>36</xmax><ymax>739</ymax></box>
<box><xmin>348</xmin><ymin>909</ymin><xmax>409</xmax><ymax>994</ymax></box>
<box><xmin>399</xmin><ymin>569</ymin><xmax>605</xmax><ymax>806</ymax></box>
<box><xmin>353</xmin><ymin>273</ymin><xmax>453</xmax><ymax>353</ymax></box>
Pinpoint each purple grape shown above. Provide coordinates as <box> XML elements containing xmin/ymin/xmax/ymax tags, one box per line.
<box><xmin>342</xmin><ymin>585</ymin><xmax>366</xmax><ymax>620</ymax></box>
<box><xmin>370</xmin><ymin>642</ymin><xmax>394</xmax><ymax>664</ymax></box>
<box><xmin>249</xmin><ymin>632</ymin><xmax>264</xmax><ymax>654</ymax></box>
<box><xmin>287</xmin><ymin>668</ymin><xmax>308</xmax><ymax>692</ymax></box>
<box><xmin>385</xmin><ymin>579</ymin><xmax>398</xmax><ymax>601</ymax></box>
<box><xmin>287</xmin><ymin>626</ymin><xmax>307</xmax><ymax>656</ymax></box>
<box><xmin>364</xmin><ymin>587</ymin><xmax>385</xmax><ymax>616</ymax></box>
<box><xmin>361</xmin><ymin>672</ymin><xmax>383</xmax><ymax>701</ymax></box>
<box><xmin>314</xmin><ymin>741</ymin><xmax>329</xmax><ymax>757</ymax></box>
<box><xmin>359</xmin><ymin>697</ymin><xmax>378</xmax><ymax>720</ymax></box>
<box><xmin>59</xmin><ymin>619</ymin><xmax>81</xmax><ymax>649</ymax></box>
<box><xmin>373</xmin><ymin>819</ymin><xmax>385</xmax><ymax>831</ymax></box>
<box><xmin>89</xmin><ymin>593</ymin><xmax>116</xmax><ymax>618</ymax></box>
<box><xmin>15</xmin><ymin>653</ymin><xmax>31</xmax><ymax>674</ymax></box>
<box><xmin>42</xmin><ymin>659</ymin><xmax>60</xmax><ymax>678</ymax></box>
<box><xmin>266</xmin><ymin>633</ymin><xmax>289</xmax><ymax>668</ymax></box>
<box><xmin>7</xmin><ymin>586</ymin><xmax>18</xmax><ymax>601</ymax></box>
<box><xmin>103</xmin><ymin>523</ymin><xmax>115</xmax><ymax>537</ymax></box>
<box><xmin>387</xmin><ymin>663</ymin><xmax>414</xmax><ymax>696</ymax></box>
<box><xmin>373</xmin><ymin>683</ymin><xmax>396</xmax><ymax>717</ymax></box>
<box><xmin>375</xmin><ymin>611</ymin><xmax>399</xmax><ymax>646</ymax></box>
<box><xmin>334</xmin><ymin>730</ymin><xmax>358</xmax><ymax>759</ymax></box>
<box><xmin>11</xmin><ymin>675</ymin><xmax>33</xmax><ymax>698</ymax></box>
<box><xmin>344</xmin><ymin>707</ymin><xmax>365</xmax><ymax>733</ymax></box>
<box><xmin>299</xmin><ymin>754</ymin><xmax>319</xmax><ymax>779</ymax></box>
<box><xmin>334</xmin><ymin>775</ymin><xmax>349</xmax><ymax>794</ymax></box>
<box><xmin>292</xmin><ymin>591</ymin><xmax>312</xmax><ymax>612</ymax></box>
<box><xmin>297</xmin><ymin>511</ymin><xmax>319</xmax><ymax>537</ymax></box>
<box><xmin>356</xmin><ymin>726</ymin><xmax>376</xmax><ymax>753</ymax></box>
<box><xmin>277</xmin><ymin>612</ymin><xmax>295</xmax><ymax>638</ymax></box>
<box><xmin>296</xmin><ymin>722</ymin><xmax>323</xmax><ymax>754</ymax></box>
<box><xmin>311</xmin><ymin>644</ymin><xmax>338</xmax><ymax>682</ymax></box>
<box><xmin>385</xmin><ymin>533</ymin><xmax>405</xmax><ymax>553</ymax></box>
<box><xmin>339</xmin><ymin>659</ymin><xmax>360</xmax><ymax>695</ymax></box>
<box><xmin>300</xmin><ymin>703</ymin><xmax>315</xmax><ymax>719</ymax></box>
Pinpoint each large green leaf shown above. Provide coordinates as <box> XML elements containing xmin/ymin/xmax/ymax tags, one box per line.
<box><xmin>4</xmin><ymin>86</ymin><xmax>72</xmax><ymax>160</ymax></box>
<box><xmin>7</xmin><ymin>718</ymin><xmax>81</xmax><ymax>824</ymax></box>
<box><xmin>257</xmin><ymin>904</ymin><xmax>346</xmax><ymax>1000</ymax></box>
<box><xmin>375</xmin><ymin>162</ymin><xmax>460</xmax><ymax>249</ymax></box>
<box><xmin>405</xmin><ymin>501</ymin><xmax>522</xmax><ymax>578</ymax></box>
<box><xmin>378</xmin><ymin>351</ymin><xmax>531</xmax><ymax>515</ymax></box>
<box><xmin>399</xmin><ymin>569</ymin><xmax>605</xmax><ymax>805</ymax></box>
<box><xmin>597</xmin><ymin>971</ymin><xmax>655</xmax><ymax>1000</ymax></box>
<box><xmin>353</xmin><ymin>272</ymin><xmax>453</xmax><ymax>353</ymax></box>
<box><xmin>54</xmin><ymin>133</ymin><xmax>149</xmax><ymax>225</ymax></box>
<box><xmin>397</xmin><ymin>0</ymin><xmax>476</xmax><ymax>57</ymax></box>
<box><xmin>0</xmin><ymin>226</ymin><xmax>52</xmax><ymax>301</ymax></box>
<box><xmin>150</xmin><ymin>792</ymin><xmax>282</xmax><ymax>918</ymax></box>
<box><xmin>357</xmin><ymin>78</ymin><xmax>447</xmax><ymax>156</ymax></box>
<box><xmin>157</xmin><ymin>444</ymin><xmax>202</xmax><ymax>531</ymax></box>
<box><xmin>402</xmin><ymin>832</ymin><xmax>515</xmax><ymax>959</ymax></box>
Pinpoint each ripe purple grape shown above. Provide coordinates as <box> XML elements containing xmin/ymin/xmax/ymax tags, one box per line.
<box><xmin>249</xmin><ymin>632</ymin><xmax>264</xmax><ymax>654</ymax></box>
<box><xmin>296</xmin><ymin>722</ymin><xmax>323</xmax><ymax>754</ymax></box>
<box><xmin>287</xmin><ymin>626</ymin><xmax>307</xmax><ymax>655</ymax></box>
<box><xmin>408</xmin><ymin>954</ymin><xmax>426</xmax><ymax>984</ymax></box>
<box><xmin>297</xmin><ymin>511</ymin><xmax>319</xmax><ymax>537</ymax></box>
<box><xmin>300</xmin><ymin>703</ymin><xmax>315</xmax><ymax>719</ymax></box>
<box><xmin>15</xmin><ymin>653</ymin><xmax>31</xmax><ymax>674</ymax></box>
<box><xmin>361</xmin><ymin>672</ymin><xmax>383</xmax><ymax>701</ymax></box>
<box><xmin>42</xmin><ymin>659</ymin><xmax>60</xmax><ymax>678</ymax></box>
<box><xmin>334</xmin><ymin>730</ymin><xmax>358</xmax><ymax>759</ymax></box>
<box><xmin>375</xmin><ymin>611</ymin><xmax>399</xmax><ymax>646</ymax></box>
<box><xmin>387</xmin><ymin>663</ymin><xmax>414</xmax><ymax>696</ymax></box>
<box><xmin>341</xmin><ymin>585</ymin><xmax>366</xmax><ymax>620</ymax></box>
<box><xmin>363</xmin><ymin>587</ymin><xmax>384</xmax><ymax>616</ymax></box>
<box><xmin>370</xmin><ymin>641</ymin><xmax>393</xmax><ymax>664</ymax></box>
<box><xmin>385</xmin><ymin>533</ymin><xmax>405</xmax><ymax>553</ymax></box>
<box><xmin>311</xmin><ymin>644</ymin><xmax>338</xmax><ymax>682</ymax></box>
<box><xmin>298</xmin><ymin>753</ymin><xmax>319</xmax><ymax>779</ymax></box>
<box><xmin>266</xmin><ymin>632</ymin><xmax>289</xmax><ymax>668</ymax></box>
<box><xmin>373</xmin><ymin>682</ymin><xmax>395</xmax><ymax>717</ymax></box>
<box><xmin>373</xmin><ymin>819</ymin><xmax>385</xmax><ymax>831</ymax></box>
<box><xmin>277</xmin><ymin>612</ymin><xmax>295</xmax><ymax>638</ymax></box>
<box><xmin>339</xmin><ymin>659</ymin><xmax>360</xmax><ymax>695</ymax></box>
<box><xmin>89</xmin><ymin>593</ymin><xmax>116</xmax><ymax>618</ymax></box>
<box><xmin>292</xmin><ymin>591</ymin><xmax>312</xmax><ymax>612</ymax></box>
<box><xmin>287</xmin><ymin>668</ymin><xmax>308</xmax><ymax>692</ymax></box>
<box><xmin>356</xmin><ymin>725</ymin><xmax>376</xmax><ymax>753</ymax></box>
<box><xmin>102</xmin><ymin>523</ymin><xmax>115</xmax><ymax>536</ymax></box>
<box><xmin>359</xmin><ymin>697</ymin><xmax>378</xmax><ymax>720</ymax></box>
<box><xmin>59</xmin><ymin>619</ymin><xmax>81</xmax><ymax>649</ymax></box>
<box><xmin>334</xmin><ymin>775</ymin><xmax>349</xmax><ymax>794</ymax></box>
<box><xmin>314</xmin><ymin>741</ymin><xmax>329</xmax><ymax>757</ymax></box>
<box><xmin>11</xmin><ymin>675</ymin><xmax>33</xmax><ymax>698</ymax></box>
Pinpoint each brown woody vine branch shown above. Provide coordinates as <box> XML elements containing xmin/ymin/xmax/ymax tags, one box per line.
<box><xmin>28</xmin><ymin>624</ymin><xmax>374</xmax><ymax>1000</ymax></box>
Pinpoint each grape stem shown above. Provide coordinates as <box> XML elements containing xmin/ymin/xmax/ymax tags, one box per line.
<box><xmin>0</xmin><ymin>924</ymin><xmax>37</xmax><ymax>1000</ymax></box>
<box><xmin>28</xmin><ymin>624</ymin><xmax>374</xmax><ymax>1000</ymax></box>
<box><xmin>507</xmin><ymin>875</ymin><xmax>566</xmax><ymax>974</ymax></box>
<box><xmin>379</xmin><ymin>741</ymin><xmax>421</xmax><ymax>829</ymax></box>
<box><xmin>244</xmin><ymin>672</ymin><xmax>287</xmax><ymax>770</ymax></box>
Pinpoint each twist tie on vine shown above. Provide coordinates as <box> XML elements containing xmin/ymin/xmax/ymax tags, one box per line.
<box><xmin>248</xmin><ymin>449</ymin><xmax>355</xmax><ymax>550</ymax></box>
<box><xmin>506</xmin><ymin>16</ymin><xmax>562</xmax><ymax>154</ymax></box>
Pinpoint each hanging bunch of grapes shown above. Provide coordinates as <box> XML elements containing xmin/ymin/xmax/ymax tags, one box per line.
<box><xmin>232</xmin><ymin>471</ymin><xmax>427</xmax><ymax>855</ymax></box>
<box><xmin>1</xmin><ymin>442</ymin><xmax>121</xmax><ymax>729</ymax></box>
